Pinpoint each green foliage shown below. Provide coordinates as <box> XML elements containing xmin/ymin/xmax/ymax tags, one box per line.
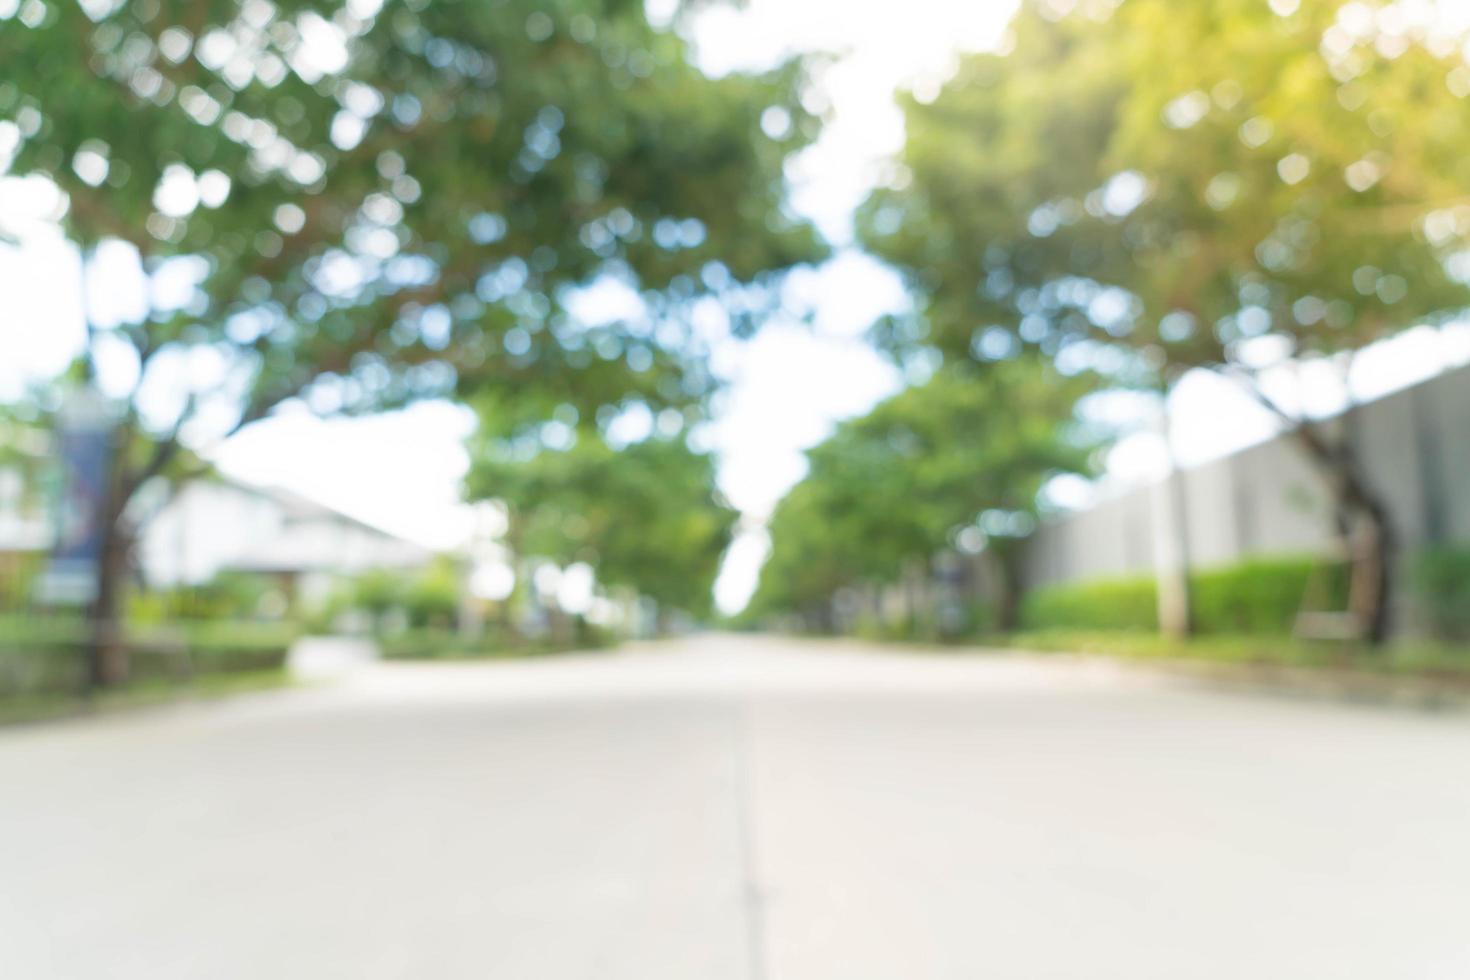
<box><xmin>127</xmin><ymin>572</ymin><xmax>280</xmax><ymax>624</ymax></box>
<box><xmin>470</xmin><ymin>432</ymin><xmax>735</xmax><ymax>619</ymax></box>
<box><xmin>859</xmin><ymin>0</ymin><xmax>1470</xmax><ymax>642</ymax></box>
<box><xmin>128</xmin><ymin>622</ymin><xmax>296</xmax><ymax>680</ymax></box>
<box><xmin>0</xmin><ymin>613</ymin><xmax>91</xmax><ymax>649</ymax></box>
<box><xmin>1001</xmin><ymin>629</ymin><xmax>1470</xmax><ymax>679</ymax></box>
<box><xmin>315</xmin><ymin>561</ymin><xmax>461</xmax><ymax>630</ymax></box>
<box><xmin>403</xmin><ymin>559</ymin><xmax>461</xmax><ymax>629</ymax></box>
<box><xmin>0</xmin><ymin>553</ymin><xmax>44</xmax><ymax>609</ymax></box>
<box><xmin>749</xmin><ymin>358</ymin><xmax>1102</xmax><ymax>624</ymax></box>
<box><xmin>1020</xmin><ymin>576</ymin><xmax>1158</xmax><ymax>632</ymax></box>
<box><xmin>0</xmin><ymin>614</ymin><xmax>295</xmax><ymax>699</ymax></box>
<box><xmin>862</xmin><ymin>0</ymin><xmax>1470</xmax><ymax>377</ymax></box>
<box><xmin>1</xmin><ymin>0</ymin><xmax>824</xmax><ymax>662</ymax></box>
<box><xmin>1192</xmin><ymin>556</ymin><xmax>1349</xmax><ymax>634</ymax></box>
<box><xmin>377</xmin><ymin>622</ymin><xmax>611</xmax><ymax>660</ymax></box>
<box><xmin>1414</xmin><ymin>547</ymin><xmax>1470</xmax><ymax>640</ymax></box>
<box><xmin>1020</xmin><ymin>555</ymin><xmax>1351</xmax><ymax>635</ymax></box>
<box><xmin>351</xmin><ymin>570</ymin><xmax>405</xmax><ymax>618</ymax></box>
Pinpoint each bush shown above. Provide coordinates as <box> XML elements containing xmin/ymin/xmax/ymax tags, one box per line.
<box><xmin>1191</xmin><ymin>557</ymin><xmax>1347</xmax><ymax>634</ymax></box>
<box><xmin>0</xmin><ymin>552</ymin><xmax>43</xmax><ymax>607</ymax></box>
<box><xmin>1020</xmin><ymin>576</ymin><xmax>1158</xmax><ymax>631</ymax></box>
<box><xmin>351</xmin><ymin>570</ymin><xmax>405</xmax><ymax>619</ymax></box>
<box><xmin>0</xmin><ymin>616</ymin><xmax>294</xmax><ymax>699</ymax></box>
<box><xmin>314</xmin><ymin>563</ymin><xmax>463</xmax><ymax>633</ymax></box>
<box><xmin>1414</xmin><ymin>547</ymin><xmax>1470</xmax><ymax>641</ymax></box>
<box><xmin>1019</xmin><ymin>555</ymin><xmax>1349</xmax><ymax>635</ymax></box>
<box><xmin>377</xmin><ymin>622</ymin><xmax>611</xmax><ymax>661</ymax></box>
<box><xmin>403</xmin><ymin>560</ymin><xmax>461</xmax><ymax>629</ymax></box>
<box><xmin>128</xmin><ymin>573</ymin><xmax>283</xmax><ymax>625</ymax></box>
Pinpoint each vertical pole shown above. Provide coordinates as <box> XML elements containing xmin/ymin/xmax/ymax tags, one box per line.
<box><xmin>1151</xmin><ymin>392</ymin><xmax>1193</xmax><ymax>639</ymax></box>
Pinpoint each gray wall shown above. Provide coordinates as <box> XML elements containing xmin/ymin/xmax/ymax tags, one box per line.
<box><xmin>1019</xmin><ymin>364</ymin><xmax>1470</xmax><ymax>633</ymax></box>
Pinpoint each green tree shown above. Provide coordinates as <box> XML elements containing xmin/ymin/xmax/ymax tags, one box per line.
<box><xmin>745</xmin><ymin>478</ymin><xmax>864</xmax><ymax>631</ymax></box>
<box><xmin>469</xmin><ymin>429</ymin><xmax>736</xmax><ymax>625</ymax></box>
<box><xmin>1</xmin><ymin>0</ymin><xmax>823</xmax><ymax>681</ymax></box>
<box><xmin>750</xmin><ymin>358</ymin><xmax>1101</xmax><ymax>631</ymax></box>
<box><xmin>861</xmin><ymin>0</ymin><xmax>1470</xmax><ymax>642</ymax></box>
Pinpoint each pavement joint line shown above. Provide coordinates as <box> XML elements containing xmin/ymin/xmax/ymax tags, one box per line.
<box><xmin>730</xmin><ymin>697</ymin><xmax>769</xmax><ymax>980</ymax></box>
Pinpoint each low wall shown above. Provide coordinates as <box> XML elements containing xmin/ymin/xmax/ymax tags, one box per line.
<box><xmin>1019</xmin><ymin>365</ymin><xmax>1470</xmax><ymax>635</ymax></box>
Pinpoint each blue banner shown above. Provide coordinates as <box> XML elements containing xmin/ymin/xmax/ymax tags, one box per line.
<box><xmin>38</xmin><ymin>407</ymin><xmax>115</xmax><ymax>606</ymax></box>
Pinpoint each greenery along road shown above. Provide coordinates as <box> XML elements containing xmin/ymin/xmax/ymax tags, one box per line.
<box><xmin>4</xmin><ymin>635</ymin><xmax>1470</xmax><ymax>979</ymax></box>
<box><xmin>2</xmin><ymin>0</ymin><xmax>820</xmax><ymax>682</ymax></box>
<box><xmin>854</xmin><ymin>0</ymin><xmax>1470</xmax><ymax>642</ymax></box>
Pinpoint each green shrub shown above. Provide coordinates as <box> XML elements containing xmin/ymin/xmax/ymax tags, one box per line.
<box><xmin>1191</xmin><ymin>556</ymin><xmax>1347</xmax><ymax>634</ymax></box>
<box><xmin>0</xmin><ymin>552</ymin><xmax>43</xmax><ymax>607</ymax></box>
<box><xmin>1019</xmin><ymin>555</ymin><xmax>1349</xmax><ymax>635</ymax></box>
<box><xmin>403</xmin><ymin>560</ymin><xmax>461</xmax><ymax>629</ymax></box>
<box><xmin>0</xmin><ymin>617</ymin><xmax>294</xmax><ymax>699</ymax></box>
<box><xmin>1414</xmin><ymin>547</ymin><xmax>1470</xmax><ymax>640</ymax></box>
<box><xmin>352</xmin><ymin>570</ymin><xmax>405</xmax><ymax>618</ymax></box>
<box><xmin>377</xmin><ymin>623</ymin><xmax>612</xmax><ymax>661</ymax></box>
<box><xmin>316</xmin><ymin>563</ymin><xmax>464</xmax><ymax>632</ymax></box>
<box><xmin>0</xmin><ymin>613</ymin><xmax>91</xmax><ymax>648</ymax></box>
<box><xmin>849</xmin><ymin>602</ymin><xmax>985</xmax><ymax>644</ymax></box>
<box><xmin>1020</xmin><ymin>576</ymin><xmax>1158</xmax><ymax>631</ymax></box>
<box><xmin>128</xmin><ymin>573</ymin><xmax>282</xmax><ymax>625</ymax></box>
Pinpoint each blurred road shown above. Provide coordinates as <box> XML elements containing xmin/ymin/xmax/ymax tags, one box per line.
<box><xmin>4</xmin><ymin>635</ymin><xmax>1470</xmax><ymax>979</ymax></box>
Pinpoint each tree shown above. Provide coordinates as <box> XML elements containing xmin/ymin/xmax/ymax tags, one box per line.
<box><xmin>860</xmin><ymin>0</ymin><xmax>1470</xmax><ymax>642</ymax></box>
<box><xmin>1</xmin><ymin>0</ymin><xmax>823</xmax><ymax>681</ymax></box>
<box><xmin>749</xmin><ymin>358</ymin><xmax>1101</xmax><ymax>631</ymax></box>
<box><xmin>744</xmin><ymin>479</ymin><xmax>864</xmax><ymax>631</ymax></box>
<box><xmin>468</xmin><ymin>429</ymin><xmax>737</xmax><ymax>625</ymax></box>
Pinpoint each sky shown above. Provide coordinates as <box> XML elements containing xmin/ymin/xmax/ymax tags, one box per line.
<box><xmin>5</xmin><ymin>0</ymin><xmax>1470</xmax><ymax>615</ymax></box>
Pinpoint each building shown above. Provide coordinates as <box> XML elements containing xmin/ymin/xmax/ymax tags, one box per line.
<box><xmin>139</xmin><ymin>478</ymin><xmax>434</xmax><ymax>605</ymax></box>
<box><xmin>0</xmin><ymin>438</ymin><xmax>433</xmax><ymax>610</ymax></box>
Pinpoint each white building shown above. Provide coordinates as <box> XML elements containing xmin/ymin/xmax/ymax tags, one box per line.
<box><xmin>139</xmin><ymin>478</ymin><xmax>434</xmax><ymax>603</ymax></box>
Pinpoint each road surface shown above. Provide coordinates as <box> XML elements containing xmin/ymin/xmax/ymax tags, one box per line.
<box><xmin>3</xmin><ymin>635</ymin><xmax>1469</xmax><ymax>979</ymax></box>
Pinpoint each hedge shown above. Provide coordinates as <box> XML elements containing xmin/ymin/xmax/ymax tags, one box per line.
<box><xmin>1414</xmin><ymin>547</ymin><xmax>1470</xmax><ymax>641</ymax></box>
<box><xmin>1020</xmin><ymin>555</ymin><xmax>1350</xmax><ymax>635</ymax></box>
<box><xmin>1192</xmin><ymin>557</ymin><xmax>1349</xmax><ymax>634</ymax></box>
<box><xmin>0</xmin><ymin>617</ymin><xmax>295</xmax><ymax>699</ymax></box>
<box><xmin>1018</xmin><ymin>575</ymin><xmax>1158</xmax><ymax>632</ymax></box>
<box><xmin>377</xmin><ymin>623</ymin><xmax>613</xmax><ymax>661</ymax></box>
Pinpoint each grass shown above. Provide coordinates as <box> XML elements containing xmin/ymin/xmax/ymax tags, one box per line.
<box><xmin>0</xmin><ymin>668</ymin><xmax>293</xmax><ymax>727</ymax></box>
<box><xmin>1</xmin><ymin>614</ymin><xmax>299</xmax><ymax>725</ymax></box>
<box><xmin>991</xmin><ymin>629</ymin><xmax>1470</xmax><ymax>680</ymax></box>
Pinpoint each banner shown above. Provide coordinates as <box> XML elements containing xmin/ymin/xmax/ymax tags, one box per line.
<box><xmin>37</xmin><ymin>396</ymin><xmax>116</xmax><ymax>606</ymax></box>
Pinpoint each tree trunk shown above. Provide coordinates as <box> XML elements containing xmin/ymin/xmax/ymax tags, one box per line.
<box><xmin>1293</xmin><ymin>423</ymin><xmax>1397</xmax><ymax>645</ymax></box>
<box><xmin>89</xmin><ymin>519</ymin><xmax>130</xmax><ymax>688</ymax></box>
<box><xmin>1346</xmin><ymin>485</ymin><xmax>1395</xmax><ymax>645</ymax></box>
<box><xmin>904</xmin><ymin>568</ymin><xmax>921</xmax><ymax>637</ymax></box>
<box><xmin>988</xmin><ymin>549</ymin><xmax>1022</xmax><ymax>633</ymax></box>
<box><xmin>1223</xmin><ymin>364</ymin><xmax>1398</xmax><ymax>645</ymax></box>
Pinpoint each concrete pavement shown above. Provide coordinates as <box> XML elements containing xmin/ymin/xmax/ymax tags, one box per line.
<box><xmin>3</xmin><ymin>635</ymin><xmax>1469</xmax><ymax>978</ymax></box>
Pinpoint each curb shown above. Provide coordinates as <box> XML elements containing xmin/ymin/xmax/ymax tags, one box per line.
<box><xmin>1108</xmin><ymin>657</ymin><xmax>1470</xmax><ymax>713</ymax></box>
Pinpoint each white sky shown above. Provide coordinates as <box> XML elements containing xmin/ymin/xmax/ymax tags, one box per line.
<box><xmin>5</xmin><ymin>0</ymin><xmax>1470</xmax><ymax>616</ymax></box>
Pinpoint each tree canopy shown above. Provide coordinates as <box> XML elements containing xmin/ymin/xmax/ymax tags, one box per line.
<box><xmin>3</xmin><ymin>0</ymin><xmax>823</xmax><ymax>430</ymax></box>
<box><xmin>468</xmin><ymin>430</ymin><xmax>737</xmax><ymax>621</ymax></box>
<box><xmin>861</xmin><ymin>0</ymin><xmax>1470</xmax><ymax>375</ymax></box>
<box><xmin>857</xmin><ymin>0</ymin><xmax>1470</xmax><ymax>640</ymax></box>
<box><xmin>748</xmin><ymin>358</ymin><xmax>1102</xmax><ymax>629</ymax></box>
<box><xmin>0</xmin><ymin>0</ymin><xmax>824</xmax><ymax>677</ymax></box>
